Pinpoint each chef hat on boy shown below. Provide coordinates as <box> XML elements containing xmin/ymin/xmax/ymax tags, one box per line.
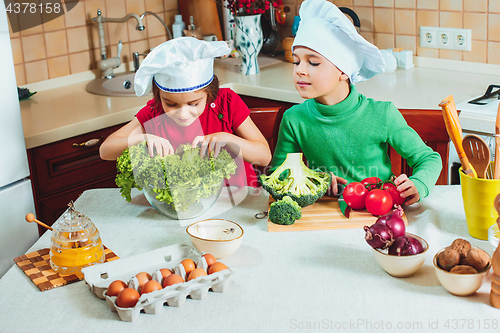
<box><xmin>134</xmin><ymin>37</ymin><xmax>230</xmax><ymax>97</ymax></box>
<box><xmin>292</xmin><ymin>0</ymin><xmax>385</xmax><ymax>83</ymax></box>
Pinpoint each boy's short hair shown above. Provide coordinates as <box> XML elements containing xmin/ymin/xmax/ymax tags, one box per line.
<box><xmin>152</xmin><ymin>75</ymin><xmax>220</xmax><ymax>110</ymax></box>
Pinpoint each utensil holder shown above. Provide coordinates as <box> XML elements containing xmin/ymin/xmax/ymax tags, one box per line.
<box><xmin>460</xmin><ymin>167</ymin><xmax>500</xmax><ymax>239</ymax></box>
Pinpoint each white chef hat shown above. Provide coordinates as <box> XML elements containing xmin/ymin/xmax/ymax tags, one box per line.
<box><xmin>134</xmin><ymin>37</ymin><xmax>231</xmax><ymax>97</ymax></box>
<box><xmin>292</xmin><ymin>0</ymin><xmax>385</xmax><ymax>83</ymax></box>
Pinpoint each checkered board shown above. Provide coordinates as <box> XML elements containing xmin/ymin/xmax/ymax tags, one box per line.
<box><xmin>13</xmin><ymin>247</ymin><xmax>119</xmax><ymax>292</ymax></box>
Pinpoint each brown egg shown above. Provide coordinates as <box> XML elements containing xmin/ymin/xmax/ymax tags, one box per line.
<box><xmin>135</xmin><ymin>272</ymin><xmax>152</xmax><ymax>288</ymax></box>
<box><xmin>208</xmin><ymin>262</ymin><xmax>228</xmax><ymax>274</ymax></box>
<box><xmin>106</xmin><ymin>280</ymin><xmax>127</xmax><ymax>297</ymax></box>
<box><xmin>116</xmin><ymin>288</ymin><xmax>140</xmax><ymax>308</ymax></box>
<box><xmin>140</xmin><ymin>280</ymin><xmax>163</xmax><ymax>294</ymax></box>
<box><xmin>181</xmin><ymin>259</ymin><xmax>196</xmax><ymax>276</ymax></box>
<box><xmin>162</xmin><ymin>274</ymin><xmax>185</xmax><ymax>288</ymax></box>
<box><xmin>202</xmin><ymin>254</ymin><xmax>217</xmax><ymax>267</ymax></box>
<box><xmin>160</xmin><ymin>268</ymin><xmax>173</xmax><ymax>280</ymax></box>
<box><xmin>187</xmin><ymin>268</ymin><xmax>208</xmax><ymax>281</ymax></box>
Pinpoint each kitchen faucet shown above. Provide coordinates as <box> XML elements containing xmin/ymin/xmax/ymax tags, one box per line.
<box><xmin>139</xmin><ymin>11</ymin><xmax>173</xmax><ymax>40</ymax></box>
<box><xmin>92</xmin><ymin>9</ymin><xmax>145</xmax><ymax>79</ymax></box>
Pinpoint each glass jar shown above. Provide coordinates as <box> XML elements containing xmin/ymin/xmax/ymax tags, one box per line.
<box><xmin>50</xmin><ymin>202</ymin><xmax>105</xmax><ymax>275</ymax></box>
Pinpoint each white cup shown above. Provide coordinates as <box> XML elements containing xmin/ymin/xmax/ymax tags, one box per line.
<box><xmin>203</xmin><ymin>35</ymin><xmax>218</xmax><ymax>42</ymax></box>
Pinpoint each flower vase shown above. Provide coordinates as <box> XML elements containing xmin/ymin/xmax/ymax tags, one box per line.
<box><xmin>234</xmin><ymin>14</ymin><xmax>263</xmax><ymax>75</ymax></box>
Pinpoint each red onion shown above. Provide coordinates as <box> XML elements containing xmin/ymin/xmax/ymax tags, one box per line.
<box><xmin>364</xmin><ymin>223</ymin><xmax>394</xmax><ymax>249</ymax></box>
<box><xmin>388</xmin><ymin>235</ymin><xmax>424</xmax><ymax>256</ymax></box>
<box><xmin>375</xmin><ymin>206</ymin><xmax>405</xmax><ymax>239</ymax></box>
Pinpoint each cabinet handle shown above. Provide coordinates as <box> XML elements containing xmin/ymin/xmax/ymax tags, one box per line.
<box><xmin>72</xmin><ymin>136</ymin><xmax>103</xmax><ymax>147</ymax></box>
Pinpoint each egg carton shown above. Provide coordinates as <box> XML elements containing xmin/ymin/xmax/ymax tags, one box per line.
<box><xmin>82</xmin><ymin>243</ymin><xmax>233</xmax><ymax>322</ymax></box>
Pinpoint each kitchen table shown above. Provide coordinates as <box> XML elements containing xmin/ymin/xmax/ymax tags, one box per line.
<box><xmin>0</xmin><ymin>185</ymin><xmax>498</xmax><ymax>333</ymax></box>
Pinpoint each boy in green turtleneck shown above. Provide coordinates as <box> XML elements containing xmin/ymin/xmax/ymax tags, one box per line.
<box><xmin>270</xmin><ymin>0</ymin><xmax>441</xmax><ymax>205</ymax></box>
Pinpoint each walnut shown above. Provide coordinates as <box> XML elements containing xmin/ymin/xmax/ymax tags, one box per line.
<box><xmin>450</xmin><ymin>239</ymin><xmax>471</xmax><ymax>259</ymax></box>
<box><xmin>450</xmin><ymin>265</ymin><xmax>478</xmax><ymax>274</ymax></box>
<box><xmin>437</xmin><ymin>248</ymin><xmax>460</xmax><ymax>271</ymax></box>
<box><xmin>461</xmin><ymin>248</ymin><xmax>490</xmax><ymax>271</ymax></box>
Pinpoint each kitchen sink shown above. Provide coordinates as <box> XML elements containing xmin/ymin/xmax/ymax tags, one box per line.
<box><xmin>86</xmin><ymin>72</ymin><xmax>137</xmax><ymax>97</ymax></box>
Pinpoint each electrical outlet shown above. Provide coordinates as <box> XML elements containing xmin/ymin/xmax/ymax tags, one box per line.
<box><xmin>419</xmin><ymin>26</ymin><xmax>472</xmax><ymax>51</ymax></box>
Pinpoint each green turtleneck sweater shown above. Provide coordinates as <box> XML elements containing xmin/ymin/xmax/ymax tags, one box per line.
<box><xmin>271</xmin><ymin>85</ymin><xmax>442</xmax><ymax>200</ymax></box>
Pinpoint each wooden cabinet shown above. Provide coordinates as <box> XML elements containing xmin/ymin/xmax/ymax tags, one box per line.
<box><xmin>28</xmin><ymin>123</ymin><xmax>125</xmax><ymax>235</ymax></box>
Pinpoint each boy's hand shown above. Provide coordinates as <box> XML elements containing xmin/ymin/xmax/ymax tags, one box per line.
<box><xmin>329</xmin><ymin>172</ymin><xmax>347</xmax><ymax>196</ymax></box>
<box><xmin>394</xmin><ymin>174</ymin><xmax>420</xmax><ymax>205</ymax></box>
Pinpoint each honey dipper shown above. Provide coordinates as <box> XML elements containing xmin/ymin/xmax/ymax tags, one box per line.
<box><xmin>25</xmin><ymin>213</ymin><xmax>53</xmax><ymax>231</ymax></box>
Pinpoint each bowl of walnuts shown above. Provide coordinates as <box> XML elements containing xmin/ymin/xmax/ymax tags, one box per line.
<box><xmin>433</xmin><ymin>238</ymin><xmax>491</xmax><ymax>296</ymax></box>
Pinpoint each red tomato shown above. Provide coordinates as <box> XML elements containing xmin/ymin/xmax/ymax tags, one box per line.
<box><xmin>365</xmin><ymin>189</ymin><xmax>393</xmax><ymax>216</ymax></box>
<box><xmin>343</xmin><ymin>182</ymin><xmax>368</xmax><ymax>210</ymax></box>
<box><xmin>361</xmin><ymin>177</ymin><xmax>382</xmax><ymax>191</ymax></box>
<box><xmin>382</xmin><ymin>183</ymin><xmax>406</xmax><ymax>206</ymax></box>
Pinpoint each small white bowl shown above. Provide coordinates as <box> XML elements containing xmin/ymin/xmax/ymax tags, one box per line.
<box><xmin>371</xmin><ymin>233</ymin><xmax>428</xmax><ymax>278</ymax></box>
<box><xmin>186</xmin><ymin>219</ymin><xmax>243</xmax><ymax>259</ymax></box>
<box><xmin>433</xmin><ymin>246</ymin><xmax>491</xmax><ymax>296</ymax></box>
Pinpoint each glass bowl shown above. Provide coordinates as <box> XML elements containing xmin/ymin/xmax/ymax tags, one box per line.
<box><xmin>489</xmin><ymin>223</ymin><xmax>499</xmax><ymax>249</ymax></box>
<box><xmin>143</xmin><ymin>180</ymin><xmax>224</xmax><ymax>220</ymax></box>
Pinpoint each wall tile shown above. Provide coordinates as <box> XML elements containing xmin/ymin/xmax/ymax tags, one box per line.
<box><xmin>8</xmin><ymin>14</ymin><xmax>20</xmax><ymax>38</ymax></box>
<box><xmin>439</xmin><ymin>11</ymin><xmax>462</xmax><ymax>28</ymax></box>
<box><xmin>22</xmin><ymin>34</ymin><xmax>46</xmax><ymax>62</ymax></box>
<box><xmin>14</xmin><ymin>64</ymin><xmax>26</xmax><ymax>85</ymax></box>
<box><xmin>42</xmin><ymin>14</ymin><xmax>66</xmax><ymax>32</ymax></box>
<box><xmin>47</xmin><ymin>56</ymin><xmax>71</xmax><ymax>79</ymax></box>
<box><xmin>25</xmin><ymin>60</ymin><xmax>49</xmax><ymax>83</ymax></box>
<box><xmin>19</xmin><ymin>14</ymin><xmax>44</xmax><ymax>36</ymax></box>
<box><xmin>417</xmin><ymin>46</ymin><xmax>438</xmax><ymax>57</ymax></box>
<box><xmin>395</xmin><ymin>34</ymin><xmax>416</xmax><ymax>53</ymax></box>
<box><xmin>417</xmin><ymin>0</ymin><xmax>437</xmax><ymax>10</ymax></box>
<box><xmin>145</xmin><ymin>14</ymin><xmax>168</xmax><ymax>38</ymax></box>
<box><xmin>490</xmin><ymin>0</ymin><xmax>500</xmax><ymax>13</ymax></box>
<box><xmin>45</xmin><ymin>31</ymin><xmax>68</xmax><ymax>57</ymax></box>
<box><xmin>395</xmin><ymin>9</ymin><xmax>415</xmax><ymax>35</ymax></box>
<box><xmin>440</xmin><ymin>0</ymin><xmax>462</xmax><ymax>11</ymax></box>
<box><xmin>374</xmin><ymin>8</ymin><xmax>394</xmax><ymax>33</ymax></box>
<box><xmin>354</xmin><ymin>0</ymin><xmax>372</xmax><ymax>6</ymax></box>
<box><xmin>85</xmin><ymin>0</ymin><xmax>108</xmax><ymax>19</ymax></box>
<box><xmin>67</xmin><ymin>27</ymin><xmax>91</xmax><ymax>53</ymax></box>
<box><xmin>164</xmin><ymin>0</ymin><xmax>179</xmax><ymax>11</ymax></box>
<box><xmin>463</xmin><ymin>40</ymin><xmax>487</xmax><ymax>63</ymax></box>
<box><xmin>374</xmin><ymin>0</ymin><xmax>393</xmax><ymax>7</ymax></box>
<box><xmin>106</xmin><ymin>0</ymin><xmax>127</xmax><ymax>17</ymax></box>
<box><xmin>489</xmin><ymin>14</ymin><xmax>500</xmax><ymax>41</ymax></box>
<box><xmin>464</xmin><ymin>13</ymin><xmax>487</xmax><ymax>41</ymax></box>
<box><xmin>145</xmin><ymin>0</ymin><xmax>164</xmax><ymax>13</ymax></box>
<box><xmin>463</xmin><ymin>0</ymin><xmax>487</xmax><ymax>12</ymax></box>
<box><xmin>487</xmin><ymin>41</ymin><xmax>500</xmax><ymax>64</ymax></box>
<box><xmin>439</xmin><ymin>49</ymin><xmax>462</xmax><ymax>60</ymax></box>
<box><xmin>107</xmin><ymin>22</ymin><xmax>129</xmax><ymax>45</ymax></box>
<box><xmin>359</xmin><ymin>31</ymin><xmax>374</xmax><ymax>43</ymax></box>
<box><xmin>374</xmin><ymin>32</ymin><xmax>395</xmax><ymax>48</ymax></box>
<box><xmin>64</xmin><ymin>1</ymin><xmax>87</xmax><ymax>28</ymax></box>
<box><xmin>395</xmin><ymin>0</ymin><xmax>415</xmax><ymax>9</ymax></box>
<box><xmin>69</xmin><ymin>51</ymin><xmax>92</xmax><ymax>74</ymax></box>
<box><xmin>148</xmin><ymin>35</ymin><xmax>168</xmax><ymax>49</ymax></box>
<box><xmin>129</xmin><ymin>39</ymin><xmax>150</xmax><ymax>54</ymax></box>
<box><xmin>125</xmin><ymin>0</ymin><xmax>146</xmax><ymax>15</ymax></box>
<box><xmin>417</xmin><ymin>10</ymin><xmax>438</xmax><ymax>28</ymax></box>
<box><xmin>128</xmin><ymin>20</ymin><xmax>149</xmax><ymax>41</ymax></box>
<box><xmin>10</xmin><ymin>38</ymin><xmax>24</xmax><ymax>64</ymax></box>
<box><xmin>354</xmin><ymin>7</ymin><xmax>373</xmax><ymax>31</ymax></box>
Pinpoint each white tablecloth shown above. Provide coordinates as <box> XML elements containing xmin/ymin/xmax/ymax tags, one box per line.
<box><xmin>0</xmin><ymin>185</ymin><xmax>498</xmax><ymax>333</ymax></box>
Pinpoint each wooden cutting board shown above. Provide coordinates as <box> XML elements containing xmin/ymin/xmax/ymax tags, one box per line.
<box><xmin>178</xmin><ymin>0</ymin><xmax>223</xmax><ymax>41</ymax></box>
<box><xmin>267</xmin><ymin>196</ymin><xmax>408</xmax><ymax>232</ymax></box>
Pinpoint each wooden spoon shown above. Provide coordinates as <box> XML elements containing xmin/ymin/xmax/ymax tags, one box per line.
<box><xmin>25</xmin><ymin>213</ymin><xmax>52</xmax><ymax>231</ymax></box>
<box><xmin>462</xmin><ymin>135</ymin><xmax>491</xmax><ymax>179</ymax></box>
<box><xmin>495</xmin><ymin>102</ymin><xmax>500</xmax><ymax>179</ymax></box>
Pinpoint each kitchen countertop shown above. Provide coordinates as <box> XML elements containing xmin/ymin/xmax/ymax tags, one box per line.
<box><xmin>20</xmin><ymin>57</ymin><xmax>500</xmax><ymax>149</ymax></box>
<box><xmin>0</xmin><ymin>185</ymin><xmax>498</xmax><ymax>333</ymax></box>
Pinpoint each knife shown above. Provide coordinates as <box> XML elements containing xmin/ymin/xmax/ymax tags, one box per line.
<box><xmin>439</xmin><ymin>95</ymin><xmax>476</xmax><ymax>177</ymax></box>
<box><xmin>495</xmin><ymin>102</ymin><xmax>500</xmax><ymax>179</ymax></box>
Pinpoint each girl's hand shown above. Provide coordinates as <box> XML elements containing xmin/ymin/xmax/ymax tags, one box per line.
<box><xmin>329</xmin><ymin>172</ymin><xmax>347</xmax><ymax>196</ymax></box>
<box><xmin>145</xmin><ymin>134</ymin><xmax>174</xmax><ymax>157</ymax></box>
<box><xmin>394</xmin><ymin>174</ymin><xmax>420</xmax><ymax>205</ymax></box>
<box><xmin>192</xmin><ymin>133</ymin><xmax>233</xmax><ymax>158</ymax></box>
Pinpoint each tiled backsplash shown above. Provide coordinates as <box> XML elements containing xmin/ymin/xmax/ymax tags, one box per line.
<box><xmin>9</xmin><ymin>0</ymin><xmax>500</xmax><ymax>84</ymax></box>
<box><xmin>280</xmin><ymin>0</ymin><xmax>500</xmax><ymax>64</ymax></box>
<box><xmin>9</xmin><ymin>0</ymin><xmax>179</xmax><ymax>84</ymax></box>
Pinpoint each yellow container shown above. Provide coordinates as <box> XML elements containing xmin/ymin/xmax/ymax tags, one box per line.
<box><xmin>459</xmin><ymin>167</ymin><xmax>500</xmax><ymax>240</ymax></box>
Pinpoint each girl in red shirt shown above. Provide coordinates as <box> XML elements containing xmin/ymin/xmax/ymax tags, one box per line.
<box><xmin>100</xmin><ymin>38</ymin><xmax>271</xmax><ymax>188</ymax></box>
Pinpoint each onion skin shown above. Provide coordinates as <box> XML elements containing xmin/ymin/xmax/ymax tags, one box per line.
<box><xmin>388</xmin><ymin>235</ymin><xmax>424</xmax><ymax>256</ymax></box>
<box><xmin>364</xmin><ymin>223</ymin><xmax>394</xmax><ymax>249</ymax></box>
<box><xmin>377</xmin><ymin>206</ymin><xmax>406</xmax><ymax>239</ymax></box>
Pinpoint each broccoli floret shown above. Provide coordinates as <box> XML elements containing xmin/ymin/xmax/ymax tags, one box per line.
<box><xmin>259</xmin><ymin>153</ymin><xmax>332</xmax><ymax>207</ymax></box>
<box><xmin>268</xmin><ymin>196</ymin><xmax>302</xmax><ymax>225</ymax></box>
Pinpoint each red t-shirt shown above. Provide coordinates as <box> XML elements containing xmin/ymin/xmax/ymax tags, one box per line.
<box><xmin>136</xmin><ymin>88</ymin><xmax>258</xmax><ymax>188</ymax></box>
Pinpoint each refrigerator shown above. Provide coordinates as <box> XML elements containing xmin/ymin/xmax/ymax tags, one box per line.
<box><xmin>0</xmin><ymin>3</ymin><xmax>39</xmax><ymax>277</ymax></box>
